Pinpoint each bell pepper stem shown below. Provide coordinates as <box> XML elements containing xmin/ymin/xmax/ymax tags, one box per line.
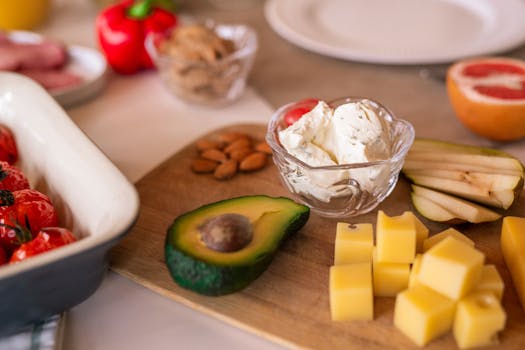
<box><xmin>128</xmin><ymin>0</ymin><xmax>153</xmax><ymax>19</ymax></box>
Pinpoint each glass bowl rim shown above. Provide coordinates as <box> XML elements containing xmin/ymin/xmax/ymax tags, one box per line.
<box><xmin>265</xmin><ymin>96</ymin><xmax>415</xmax><ymax>171</ymax></box>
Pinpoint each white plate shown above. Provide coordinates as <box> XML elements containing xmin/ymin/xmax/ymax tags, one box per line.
<box><xmin>265</xmin><ymin>0</ymin><xmax>525</xmax><ymax>65</ymax></box>
<box><xmin>6</xmin><ymin>31</ymin><xmax>107</xmax><ymax>107</ymax></box>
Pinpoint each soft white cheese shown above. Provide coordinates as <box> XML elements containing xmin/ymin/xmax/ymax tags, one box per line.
<box><xmin>278</xmin><ymin>100</ymin><xmax>391</xmax><ymax>202</ymax></box>
<box><xmin>327</xmin><ymin>102</ymin><xmax>391</xmax><ymax>164</ymax></box>
<box><xmin>279</xmin><ymin>101</ymin><xmax>336</xmax><ymax>166</ymax></box>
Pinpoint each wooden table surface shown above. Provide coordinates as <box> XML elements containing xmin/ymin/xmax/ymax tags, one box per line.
<box><xmin>51</xmin><ymin>1</ymin><xmax>525</xmax><ymax>349</ymax></box>
<box><xmin>164</xmin><ymin>2</ymin><xmax>525</xmax><ymax>349</ymax></box>
<box><xmin>108</xmin><ymin>1</ymin><xmax>525</xmax><ymax>348</ymax></box>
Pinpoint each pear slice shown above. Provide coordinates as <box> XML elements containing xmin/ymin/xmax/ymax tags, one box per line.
<box><xmin>411</xmin><ymin>138</ymin><xmax>524</xmax><ymax>160</ymax></box>
<box><xmin>411</xmin><ymin>192</ymin><xmax>463</xmax><ymax>224</ymax></box>
<box><xmin>404</xmin><ymin>170</ymin><xmax>523</xmax><ymax>209</ymax></box>
<box><xmin>405</xmin><ymin>152</ymin><xmax>523</xmax><ymax>172</ymax></box>
<box><xmin>402</xmin><ymin>159</ymin><xmax>523</xmax><ymax>177</ymax></box>
<box><xmin>403</xmin><ymin>169</ymin><xmax>521</xmax><ymax>187</ymax></box>
<box><xmin>411</xmin><ymin>185</ymin><xmax>501</xmax><ymax>224</ymax></box>
<box><xmin>406</xmin><ymin>138</ymin><xmax>524</xmax><ymax>174</ymax></box>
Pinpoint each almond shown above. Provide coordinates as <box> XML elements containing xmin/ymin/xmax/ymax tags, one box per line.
<box><xmin>239</xmin><ymin>152</ymin><xmax>267</xmax><ymax>172</ymax></box>
<box><xmin>201</xmin><ymin>148</ymin><xmax>227</xmax><ymax>163</ymax></box>
<box><xmin>191</xmin><ymin>158</ymin><xmax>218</xmax><ymax>173</ymax></box>
<box><xmin>224</xmin><ymin>137</ymin><xmax>252</xmax><ymax>154</ymax></box>
<box><xmin>217</xmin><ymin>131</ymin><xmax>250</xmax><ymax>144</ymax></box>
<box><xmin>214</xmin><ymin>159</ymin><xmax>238</xmax><ymax>180</ymax></box>
<box><xmin>229</xmin><ymin>147</ymin><xmax>254</xmax><ymax>161</ymax></box>
<box><xmin>196</xmin><ymin>139</ymin><xmax>224</xmax><ymax>152</ymax></box>
<box><xmin>255</xmin><ymin>141</ymin><xmax>272</xmax><ymax>155</ymax></box>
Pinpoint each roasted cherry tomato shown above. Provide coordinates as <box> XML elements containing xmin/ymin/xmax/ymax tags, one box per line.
<box><xmin>0</xmin><ymin>161</ymin><xmax>29</xmax><ymax>191</ymax></box>
<box><xmin>0</xmin><ymin>124</ymin><xmax>18</xmax><ymax>164</ymax></box>
<box><xmin>283</xmin><ymin>98</ymin><xmax>319</xmax><ymax>126</ymax></box>
<box><xmin>10</xmin><ymin>227</ymin><xmax>76</xmax><ymax>263</ymax></box>
<box><xmin>0</xmin><ymin>189</ymin><xmax>58</xmax><ymax>252</ymax></box>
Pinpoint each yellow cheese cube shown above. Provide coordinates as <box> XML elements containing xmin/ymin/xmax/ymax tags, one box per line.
<box><xmin>423</xmin><ymin>228</ymin><xmax>475</xmax><ymax>252</ymax></box>
<box><xmin>372</xmin><ymin>248</ymin><xmax>410</xmax><ymax>297</ymax></box>
<box><xmin>376</xmin><ymin>211</ymin><xmax>416</xmax><ymax>263</ymax></box>
<box><xmin>471</xmin><ymin>265</ymin><xmax>504</xmax><ymax>301</ymax></box>
<box><xmin>419</xmin><ymin>236</ymin><xmax>484</xmax><ymax>300</ymax></box>
<box><xmin>405</xmin><ymin>211</ymin><xmax>429</xmax><ymax>253</ymax></box>
<box><xmin>501</xmin><ymin>216</ymin><xmax>525</xmax><ymax>310</ymax></box>
<box><xmin>453</xmin><ymin>292</ymin><xmax>506</xmax><ymax>349</ymax></box>
<box><xmin>394</xmin><ymin>284</ymin><xmax>456</xmax><ymax>346</ymax></box>
<box><xmin>408</xmin><ymin>254</ymin><xmax>423</xmax><ymax>288</ymax></box>
<box><xmin>334</xmin><ymin>222</ymin><xmax>373</xmax><ymax>264</ymax></box>
<box><xmin>329</xmin><ymin>263</ymin><xmax>373</xmax><ymax>321</ymax></box>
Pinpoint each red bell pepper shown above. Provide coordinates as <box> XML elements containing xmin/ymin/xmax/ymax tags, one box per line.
<box><xmin>96</xmin><ymin>0</ymin><xmax>177</xmax><ymax>74</ymax></box>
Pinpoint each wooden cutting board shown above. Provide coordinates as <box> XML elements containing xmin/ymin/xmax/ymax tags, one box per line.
<box><xmin>110</xmin><ymin>123</ymin><xmax>525</xmax><ymax>350</ymax></box>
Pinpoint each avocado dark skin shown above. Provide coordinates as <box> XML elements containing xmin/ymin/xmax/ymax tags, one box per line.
<box><xmin>165</xmin><ymin>195</ymin><xmax>310</xmax><ymax>296</ymax></box>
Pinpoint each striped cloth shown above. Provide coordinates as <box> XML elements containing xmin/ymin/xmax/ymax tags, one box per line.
<box><xmin>0</xmin><ymin>314</ymin><xmax>65</xmax><ymax>350</ymax></box>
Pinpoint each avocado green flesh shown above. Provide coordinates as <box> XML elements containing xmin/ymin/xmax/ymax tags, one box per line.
<box><xmin>165</xmin><ymin>195</ymin><xmax>310</xmax><ymax>296</ymax></box>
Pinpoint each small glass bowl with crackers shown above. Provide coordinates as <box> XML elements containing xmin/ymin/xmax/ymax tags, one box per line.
<box><xmin>146</xmin><ymin>20</ymin><xmax>258</xmax><ymax>106</ymax></box>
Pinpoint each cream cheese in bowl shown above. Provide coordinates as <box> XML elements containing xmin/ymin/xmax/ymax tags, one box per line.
<box><xmin>267</xmin><ymin>97</ymin><xmax>414</xmax><ymax>218</ymax></box>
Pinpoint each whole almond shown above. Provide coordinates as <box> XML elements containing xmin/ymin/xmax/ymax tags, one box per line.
<box><xmin>201</xmin><ymin>148</ymin><xmax>227</xmax><ymax>163</ymax></box>
<box><xmin>239</xmin><ymin>152</ymin><xmax>267</xmax><ymax>172</ymax></box>
<box><xmin>224</xmin><ymin>137</ymin><xmax>252</xmax><ymax>154</ymax></box>
<box><xmin>255</xmin><ymin>141</ymin><xmax>272</xmax><ymax>155</ymax></box>
<box><xmin>191</xmin><ymin>158</ymin><xmax>218</xmax><ymax>173</ymax></box>
<box><xmin>214</xmin><ymin>159</ymin><xmax>238</xmax><ymax>180</ymax></box>
<box><xmin>229</xmin><ymin>147</ymin><xmax>254</xmax><ymax>161</ymax></box>
<box><xmin>196</xmin><ymin>139</ymin><xmax>223</xmax><ymax>152</ymax></box>
<box><xmin>217</xmin><ymin>131</ymin><xmax>250</xmax><ymax>144</ymax></box>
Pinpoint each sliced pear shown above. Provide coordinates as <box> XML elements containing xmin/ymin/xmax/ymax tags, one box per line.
<box><xmin>411</xmin><ymin>192</ymin><xmax>463</xmax><ymax>224</ymax></box>
<box><xmin>403</xmin><ymin>139</ymin><xmax>524</xmax><ymax>212</ymax></box>
<box><xmin>404</xmin><ymin>170</ymin><xmax>523</xmax><ymax>209</ymax></box>
<box><xmin>411</xmin><ymin>185</ymin><xmax>501</xmax><ymax>224</ymax></box>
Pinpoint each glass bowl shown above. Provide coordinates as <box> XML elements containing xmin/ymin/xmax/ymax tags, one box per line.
<box><xmin>145</xmin><ymin>21</ymin><xmax>257</xmax><ymax>106</ymax></box>
<box><xmin>266</xmin><ymin>97</ymin><xmax>415</xmax><ymax>218</ymax></box>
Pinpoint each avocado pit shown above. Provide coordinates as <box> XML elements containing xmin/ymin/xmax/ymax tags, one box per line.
<box><xmin>199</xmin><ymin>213</ymin><xmax>253</xmax><ymax>252</ymax></box>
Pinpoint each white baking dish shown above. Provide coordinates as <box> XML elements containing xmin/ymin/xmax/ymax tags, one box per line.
<box><xmin>0</xmin><ymin>72</ymin><xmax>139</xmax><ymax>335</ymax></box>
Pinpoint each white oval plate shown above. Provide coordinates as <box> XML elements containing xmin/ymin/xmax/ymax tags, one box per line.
<box><xmin>265</xmin><ymin>0</ymin><xmax>525</xmax><ymax>65</ymax></box>
<box><xmin>6</xmin><ymin>31</ymin><xmax>107</xmax><ymax>107</ymax></box>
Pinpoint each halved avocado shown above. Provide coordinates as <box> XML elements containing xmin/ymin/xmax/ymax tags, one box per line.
<box><xmin>165</xmin><ymin>195</ymin><xmax>310</xmax><ymax>296</ymax></box>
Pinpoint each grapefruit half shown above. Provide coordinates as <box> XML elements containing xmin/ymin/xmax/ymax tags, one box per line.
<box><xmin>446</xmin><ymin>57</ymin><xmax>525</xmax><ymax>141</ymax></box>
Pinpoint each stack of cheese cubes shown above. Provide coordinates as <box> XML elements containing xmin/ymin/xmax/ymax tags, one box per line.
<box><xmin>329</xmin><ymin>210</ymin><xmax>507</xmax><ymax>348</ymax></box>
<box><xmin>330</xmin><ymin>222</ymin><xmax>374</xmax><ymax>321</ymax></box>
